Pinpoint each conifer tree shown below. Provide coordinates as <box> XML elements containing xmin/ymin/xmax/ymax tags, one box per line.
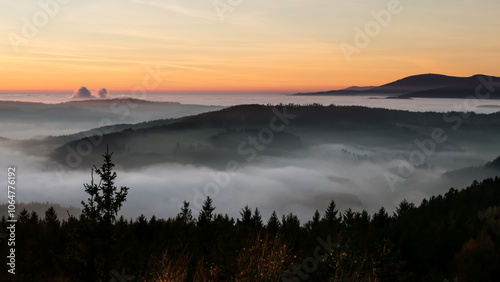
<box><xmin>197</xmin><ymin>197</ymin><xmax>215</xmax><ymax>226</ymax></box>
<box><xmin>81</xmin><ymin>146</ymin><xmax>129</xmax><ymax>224</ymax></box>
<box><xmin>79</xmin><ymin>146</ymin><xmax>130</xmax><ymax>280</ymax></box>
<box><xmin>267</xmin><ymin>211</ymin><xmax>281</xmax><ymax>235</ymax></box>
<box><xmin>18</xmin><ymin>208</ymin><xmax>29</xmax><ymax>223</ymax></box>
<box><xmin>252</xmin><ymin>208</ymin><xmax>263</xmax><ymax>228</ymax></box>
<box><xmin>324</xmin><ymin>200</ymin><xmax>340</xmax><ymax>226</ymax></box>
<box><xmin>176</xmin><ymin>201</ymin><xmax>194</xmax><ymax>224</ymax></box>
<box><xmin>44</xmin><ymin>206</ymin><xmax>60</xmax><ymax>227</ymax></box>
<box><xmin>238</xmin><ymin>205</ymin><xmax>252</xmax><ymax>225</ymax></box>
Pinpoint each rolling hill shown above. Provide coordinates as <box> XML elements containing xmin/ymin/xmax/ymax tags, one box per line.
<box><xmin>41</xmin><ymin>104</ymin><xmax>500</xmax><ymax>170</ymax></box>
<box><xmin>295</xmin><ymin>74</ymin><xmax>500</xmax><ymax>98</ymax></box>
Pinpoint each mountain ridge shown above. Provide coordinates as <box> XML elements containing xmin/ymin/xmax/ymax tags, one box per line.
<box><xmin>295</xmin><ymin>74</ymin><xmax>500</xmax><ymax>98</ymax></box>
<box><xmin>44</xmin><ymin>104</ymin><xmax>500</xmax><ymax>170</ymax></box>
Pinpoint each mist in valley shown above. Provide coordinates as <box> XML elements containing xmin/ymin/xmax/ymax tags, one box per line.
<box><xmin>0</xmin><ymin>99</ymin><xmax>222</xmax><ymax>139</ymax></box>
<box><xmin>2</xmin><ymin>103</ymin><xmax>499</xmax><ymax>222</ymax></box>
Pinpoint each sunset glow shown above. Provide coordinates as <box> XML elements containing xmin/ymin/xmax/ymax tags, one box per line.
<box><xmin>1</xmin><ymin>0</ymin><xmax>500</xmax><ymax>93</ymax></box>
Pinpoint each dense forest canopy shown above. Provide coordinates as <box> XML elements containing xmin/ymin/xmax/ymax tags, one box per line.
<box><xmin>1</xmin><ymin>150</ymin><xmax>499</xmax><ymax>281</ymax></box>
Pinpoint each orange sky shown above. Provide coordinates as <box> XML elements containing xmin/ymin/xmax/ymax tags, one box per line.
<box><xmin>1</xmin><ymin>0</ymin><xmax>499</xmax><ymax>93</ymax></box>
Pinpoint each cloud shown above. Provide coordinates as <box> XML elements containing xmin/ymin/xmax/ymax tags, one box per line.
<box><xmin>71</xmin><ymin>87</ymin><xmax>110</xmax><ymax>99</ymax></box>
<box><xmin>131</xmin><ymin>0</ymin><xmax>217</xmax><ymax>21</ymax></box>
<box><xmin>71</xmin><ymin>87</ymin><xmax>94</xmax><ymax>99</ymax></box>
<box><xmin>97</xmin><ymin>88</ymin><xmax>109</xmax><ymax>98</ymax></box>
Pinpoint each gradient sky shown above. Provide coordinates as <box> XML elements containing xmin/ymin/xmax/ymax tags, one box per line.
<box><xmin>1</xmin><ymin>0</ymin><xmax>499</xmax><ymax>93</ymax></box>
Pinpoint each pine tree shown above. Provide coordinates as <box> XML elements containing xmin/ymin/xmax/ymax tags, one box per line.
<box><xmin>281</xmin><ymin>213</ymin><xmax>301</xmax><ymax>242</ymax></box>
<box><xmin>18</xmin><ymin>208</ymin><xmax>29</xmax><ymax>223</ymax></box>
<box><xmin>252</xmin><ymin>208</ymin><xmax>263</xmax><ymax>228</ymax></box>
<box><xmin>78</xmin><ymin>146</ymin><xmax>130</xmax><ymax>280</ymax></box>
<box><xmin>371</xmin><ymin>207</ymin><xmax>391</xmax><ymax>240</ymax></box>
<box><xmin>44</xmin><ymin>206</ymin><xmax>60</xmax><ymax>227</ymax></box>
<box><xmin>197</xmin><ymin>197</ymin><xmax>215</xmax><ymax>226</ymax></box>
<box><xmin>281</xmin><ymin>213</ymin><xmax>300</xmax><ymax>228</ymax></box>
<box><xmin>176</xmin><ymin>201</ymin><xmax>194</xmax><ymax>224</ymax></box>
<box><xmin>312</xmin><ymin>209</ymin><xmax>321</xmax><ymax>226</ymax></box>
<box><xmin>267</xmin><ymin>211</ymin><xmax>281</xmax><ymax>235</ymax></box>
<box><xmin>343</xmin><ymin>208</ymin><xmax>355</xmax><ymax>230</ymax></box>
<box><xmin>324</xmin><ymin>200</ymin><xmax>340</xmax><ymax>225</ymax></box>
<box><xmin>305</xmin><ymin>209</ymin><xmax>321</xmax><ymax>231</ymax></box>
<box><xmin>395</xmin><ymin>200</ymin><xmax>415</xmax><ymax>218</ymax></box>
<box><xmin>28</xmin><ymin>211</ymin><xmax>40</xmax><ymax>225</ymax></box>
<box><xmin>81</xmin><ymin>146</ymin><xmax>129</xmax><ymax>224</ymax></box>
<box><xmin>238</xmin><ymin>205</ymin><xmax>252</xmax><ymax>226</ymax></box>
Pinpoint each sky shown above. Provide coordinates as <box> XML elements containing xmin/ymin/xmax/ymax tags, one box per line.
<box><xmin>1</xmin><ymin>0</ymin><xmax>500</xmax><ymax>93</ymax></box>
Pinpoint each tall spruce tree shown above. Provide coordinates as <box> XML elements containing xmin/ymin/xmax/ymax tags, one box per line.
<box><xmin>79</xmin><ymin>146</ymin><xmax>130</xmax><ymax>280</ymax></box>
<box><xmin>44</xmin><ymin>206</ymin><xmax>60</xmax><ymax>227</ymax></box>
<box><xmin>197</xmin><ymin>196</ymin><xmax>215</xmax><ymax>226</ymax></box>
<box><xmin>81</xmin><ymin>146</ymin><xmax>129</xmax><ymax>224</ymax></box>
<box><xmin>267</xmin><ymin>211</ymin><xmax>281</xmax><ymax>235</ymax></box>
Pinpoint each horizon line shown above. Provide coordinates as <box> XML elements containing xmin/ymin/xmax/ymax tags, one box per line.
<box><xmin>1</xmin><ymin>73</ymin><xmax>498</xmax><ymax>95</ymax></box>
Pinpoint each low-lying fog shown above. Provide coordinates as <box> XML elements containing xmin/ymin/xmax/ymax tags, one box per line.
<box><xmin>2</xmin><ymin>100</ymin><xmax>499</xmax><ymax>222</ymax></box>
<box><xmin>1</xmin><ymin>140</ymin><xmax>495</xmax><ymax>222</ymax></box>
<box><xmin>0</xmin><ymin>100</ymin><xmax>222</xmax><ymax>139</ymax></box>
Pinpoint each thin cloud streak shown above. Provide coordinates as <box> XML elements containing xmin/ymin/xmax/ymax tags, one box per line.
<box><xmin>1</xmin><ymin>53</ymin><xmax>210</xmax><ymax>72</ymax></box>
<box><xmin>131</xmin><ymin>0</ymin><xmax>217</xmax><ymax>21</ymax></box>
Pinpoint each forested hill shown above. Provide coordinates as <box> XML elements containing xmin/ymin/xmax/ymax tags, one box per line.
<box><xmin>443</xmin><ymin>156</ymin><xmax>500</xmax><ymax>184</ymax></box>
<box><xmin>1</xmin><ymin>176</ymin><xmax>499</xmax><ymax>281</ymax></box>
<box><xmin>46</xmin><ymin>104</ymin><xmax>500</xmax><ymax>170</ymax></box>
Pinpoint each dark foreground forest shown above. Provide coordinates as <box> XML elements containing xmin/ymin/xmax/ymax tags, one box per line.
<box><xmin>1</xmin><ymin>151</ymin><xmax>499</xmax><ymax>282</ymax></box>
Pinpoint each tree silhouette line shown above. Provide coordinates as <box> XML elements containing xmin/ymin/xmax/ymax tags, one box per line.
<box><xmin>1</xmin><ymin>148</ymin><xmax>499</xmax><ymax>281</ymax></box>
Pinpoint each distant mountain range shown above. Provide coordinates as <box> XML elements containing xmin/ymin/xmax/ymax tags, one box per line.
<box><xmin>295</xmin><ymin>74</ymin><xmax>500</xmax><ymax>99</ymax></box>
